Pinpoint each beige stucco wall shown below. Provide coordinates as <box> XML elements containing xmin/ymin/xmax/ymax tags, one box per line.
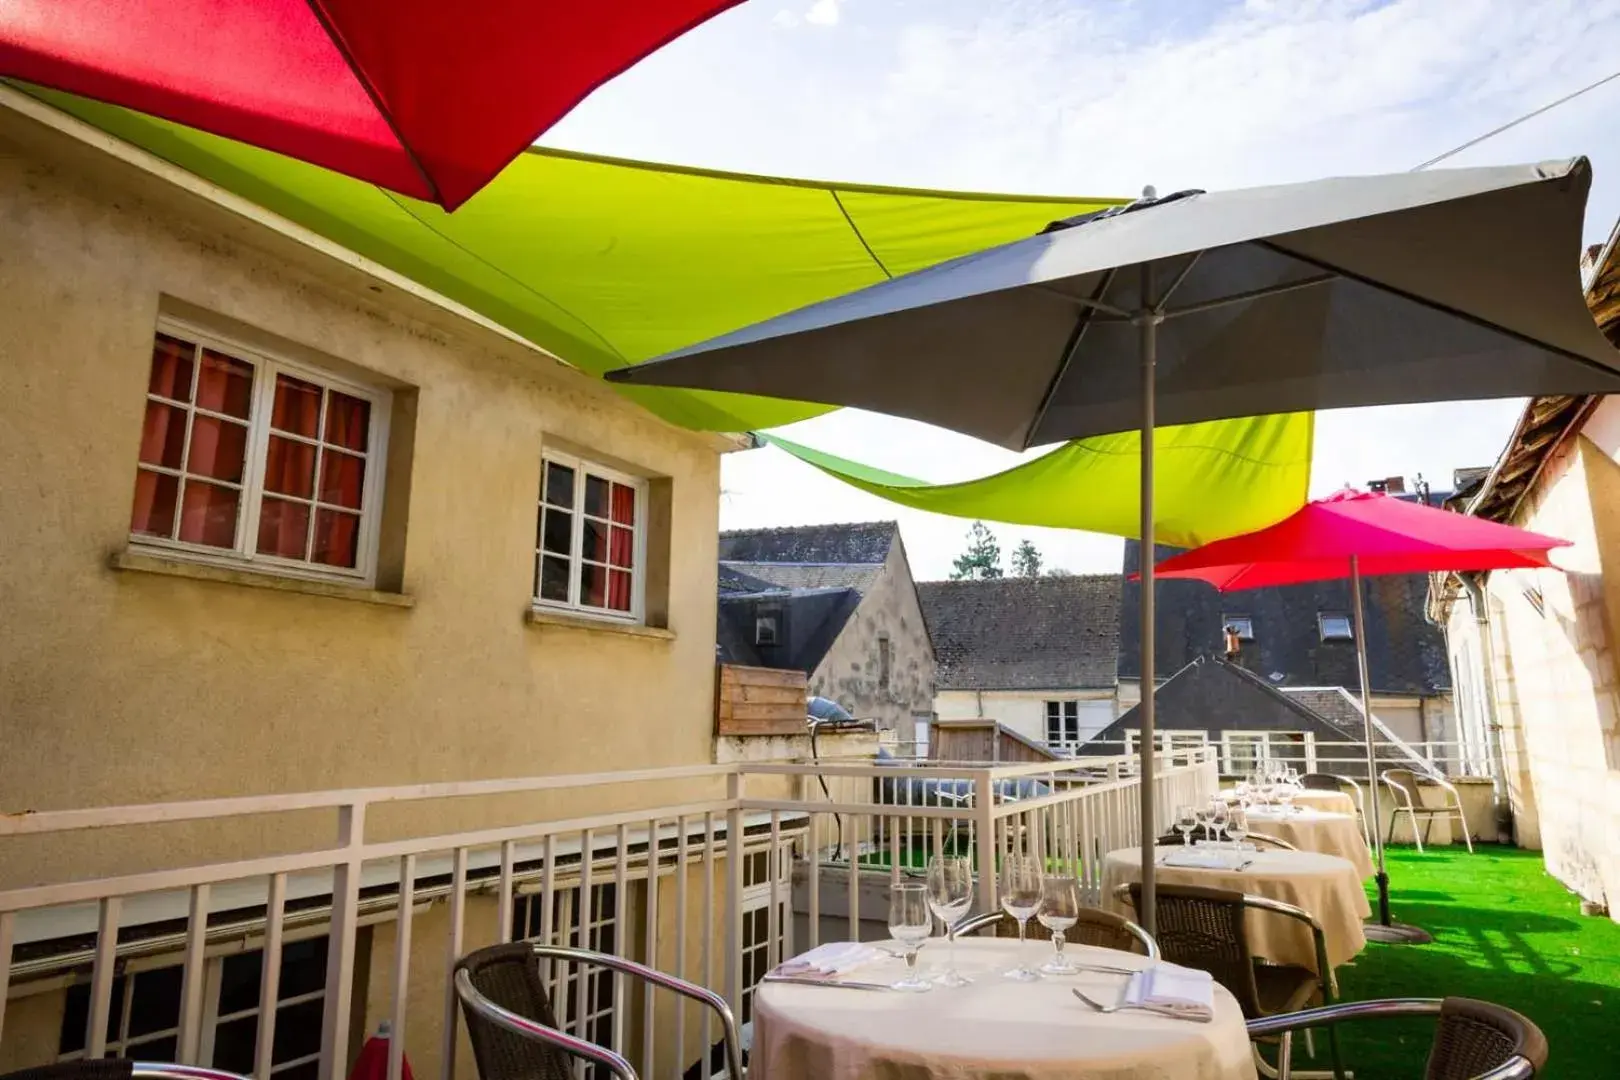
<box><xmin>0</xmin><ymin>106</ymin><xmax>727</xmax><ymax>885</ymax></box>
<box><xmin>1487</xmin><ymin>427</ymin><xmax>1620</xmax><ymax>917</ymax></box>
<box><xmin>807</xmin><ymin>542</ymin><xmax>935</xmax><ymax>734</ymax></box>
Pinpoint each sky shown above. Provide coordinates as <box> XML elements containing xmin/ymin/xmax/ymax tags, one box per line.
<box><xmin>545</xmin><ymin>0</ymin><xmax>1620</xmax><ymax>580</ymax></box>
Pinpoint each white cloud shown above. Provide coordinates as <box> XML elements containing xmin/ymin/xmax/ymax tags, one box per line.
<box><xmin>543</xmin><ymin>0</ymin><xmax>1620</xmax><ymax>579</ymax></box>
<box><xmin>772</xmin><ymin>10</ymin><xmax>800</xmax><ymax>29</ymax></box>
<box><xmin>804</xmin><ymin>0</ymin><xmax>843</xmax><ymax>27</ymax></box>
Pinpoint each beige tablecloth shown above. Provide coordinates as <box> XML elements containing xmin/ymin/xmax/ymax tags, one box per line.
<box><xmin>1223</xmin><ymin>788</ymin><xmax>1357</xmax><ymax>816</ymax></box>
<box><xmin>1245</xmin><ymin>807</ymin><xmax>1375</xmax><ymax>879</ymax></box>
<box><xmin>1102</xmin><ymin>847</ymin><xmax>1369</xmax><ymax>971</ymax></box>
<box><xmin>751</xmin><ymin>938</ymin><xmax>1257</xmax><ymax>1080</ymax></box>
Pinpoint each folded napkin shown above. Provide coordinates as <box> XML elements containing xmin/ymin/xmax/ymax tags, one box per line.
<box><xmin>772</xmin><ymin>942</ymin><xmax>880</xmax><ymax>979</ymax></box>
<box><xmin>1123</xmin><ymin>962</ymin><xmax>1216</xmax><ymax>1022</ymax></box>
<box><xmin>1161</xmin><ymin>848</ymin><xmax>1252</xmax><ymax>870</ymax></box>
<box><xmin>1194</xmin><ymin>839</ymin><xmax>1256</xmax><ymax>852</ymax></box>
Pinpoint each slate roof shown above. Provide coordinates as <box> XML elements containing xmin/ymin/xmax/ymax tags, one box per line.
<box><xmin>1079</xmin><ymin>656</ymin><xmax>1353</xmax><ymax>755</ymax></box>
<box><xmin>716</xmin><ymin>587</ymin><xmax>863</xmax><ymax>673</ymax></box>
<box><xmin>718</xmin><ymin>563</ymin><xmax>783</xmax><ymax>595</ymax></box>
<box><xmin>917</xmin><ymin>576</ymin><xmax>1121</xmax><ymax>691</ymax></box>
<box><xmin>721</xmin><ymin>561</ymin><xmax>883</xmax><ymax>594</ymax></box>
<box><xmin>719</xmin><ymin>521</ymin><xmax>896</xmax><ymax>565</ymax></box>
<box><xmin>1120</xmin><ymin>539</ymin><xmax>1451</xmax><ymax>696</ymax></box>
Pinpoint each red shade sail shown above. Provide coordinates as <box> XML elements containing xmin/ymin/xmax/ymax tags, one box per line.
<box><xmin>1150</xmin><ymin>488</ymin><xmax>1568</xmax><ymax>590</ymax></box>
<box><xmin>0</xmin><ymin>0</ymin><xmax>740</xmax><ymax>209</ymax></box>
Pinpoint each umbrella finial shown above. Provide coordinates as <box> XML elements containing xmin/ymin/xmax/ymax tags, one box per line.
<box><xmin>1141</xmin><ymin>184</ymin><xmax>1158</xmax><ymax>200</ymax></box>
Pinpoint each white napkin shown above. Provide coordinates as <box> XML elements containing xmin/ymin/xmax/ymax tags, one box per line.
<box><xmin>772</xmin><ymin>942</ymin><xmax>880</xmax><ymax>979</ymax></box>
<box><xmin>1161</xmin><ymin>848</ymin><xmax>1251</xmax><ymax>870</ymax></box>
<box><xmin>1124</xmin><ymin>962</ymin><xmax>1216</xmax><ymax>1022</ymax></box>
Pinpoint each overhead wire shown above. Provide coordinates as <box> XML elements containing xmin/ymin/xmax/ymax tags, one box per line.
<box><xmin>1411</xmin><ymin>67</ymin><xmax>1620</xmax><ymax>171</ymax></box>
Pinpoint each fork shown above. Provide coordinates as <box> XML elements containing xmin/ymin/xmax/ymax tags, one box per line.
<box><xmin>1072</xmin><ymin>987</ymin><xmax>1126</xmax><ymax>1014</ymax></box>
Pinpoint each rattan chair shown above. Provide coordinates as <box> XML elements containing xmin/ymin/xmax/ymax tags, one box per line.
<box><xmin>1382</xmin><ymin>768</ymin><xmax>1474</xmax><ymax>854</ymax></box>
<box><xmin>956</xmin><ymin>906</ymin><xmax>1159</xmax><ymax>957</ymax></box>
<box><xmin>1118</xmin><ymin>882</ymin><xmax>1343</xmax><ymax>1078</ymax></box>
<box><xmin>0</xmin><ymin>1065</ymin><xmax>253</xmax><ymax>1080</ymax></box>
<box><xmin>455</xmin><ymin>942</ymin><xmax>742</xmax><ymax>1080</ymax></box>
<box><xmin>1248</xmin><ymin>997</ymin><xmax>1547</xmax><ymax>1080</ymax></box>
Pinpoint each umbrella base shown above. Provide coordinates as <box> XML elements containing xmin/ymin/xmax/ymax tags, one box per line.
<box><xmin>1363</xmin><ymin>920</ymin><xmax>1433</xmax><ymax>945</ymax></box>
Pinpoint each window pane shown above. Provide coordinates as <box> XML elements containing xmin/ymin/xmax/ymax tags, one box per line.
<box><xmin>609</xmin><ymin>527</ymin><xmax>633</xmax><ymax>569</ymax></box>
<box><xmin>318</xmin><ymin>449</ymin><xmax>365</xmax><ymax>509</ymax></box>
<box><xmin>149</xmin><ymin>334</ymin><xmax>195</xmax><ymax>402</ymax></box>
<box><xmin>607</xmin><ymin>567</ymin><xmax>630</xmax><ymax>612</ymax></box>
<box><xmin>187</xmin><ymin>416</ymin><xmax>248</xmax><ymax>483</ymax></box>
<box><xmin>278</xmin><ymin>938</ymin><xmax>329</xmax><ymax>1000</ymax></box>
<box><xmin>323</xmin><ymin>391</ymin><xmax>370</xmax><ymax>452</ymax></box>
<box><xmin>274</xmin><ymin>1062</ymin><xmax>319</xmax><ymax>1080</ymax></box>
<box><xmin>312</xmin><ymin>509</ymin><xmax>360</xmax><ymax>568</ymax></box>
<box><xmin>128</xmin><ymin>965</ymin><xmax>183</xmax><ymax>1036</ymax></box>
<box><xmin>178</xmin><ymin>480</ymin><xmax>240</xmax><ymax>548</ymax></box>
<box><xmin>264</xmin><ymin>436</ymin><xmax>316</xmax><ymax>498</ymax></box>
<box><xmin>257</xmin><ymin>496</ymin><xmax>310</xmax><ymax>559</ymax></box>
<box><xmin>211</xmin><ymin>1015</ymin><xmax>257</xmax><ymax>1074</ymax></box>
<box><xmin>580</xmin><ymin>561</ymin><xmax>607</xmax><ymax>608</ymax></box>
<box><xmin>584</xmin><ymin>474</ymin><xmax>608</xmax><ymax>517</ymax></box>
<box><xmin>218</xmin><ymin>951</ymin><xmax>264</xmax><ymax>1016</ymax></box>
<box><xmin>131</xmin><ymin>471</ymin><xmax>180</xmax><ymax>538</ymax></box>
<box><xmin>544</xmin><ymin>462</ymin><xmax>574</xmax><ymax>508</ymax></box>
<box><xmin>539</xmin><ymin>555</ymin><xmax>570</xmax><ymax>602</ymax></box>
<box><xmin>130</xmin><ymin>1034</ymin><xmax>178</xmax><ymax>1063</ymax></box>
<box><xmin>272</xmin><ymin>999</ymin><xmax>323</xmax><ymax>1062</ymax></box>
<box><xmin>139</xmin><ymin>402</ymin><xmax>188</xmax><ymax>469</ymax></box>
<box><xmin>541</xmin><ymin>508</ymin><xmax>572</xmax><ymax>555</ymax></box>
<box><xmin>581</xmin><ymin>519</ymin><xmax>607</xmax><ymax>562</ymax></box>
<box><xmin>610</xmin><ymin>483</ymin><xmax>635</xmax><ymax>526</ymax></box>
<box><xmin>195</xmin><ymin>349</ymin><xmax>254</xmax><ymax>419</ymax></box>
<box><xmin>271</xmin><ymin>375</ymin><xmax>322</xmax><ymax>437</ymax></box>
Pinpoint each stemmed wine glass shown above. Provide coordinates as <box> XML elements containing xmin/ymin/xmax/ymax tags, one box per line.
<box><xmin>1227</xmin><ymin>806</ymin><xmax>1250</xmax><ymax>850</ymax></box>
<box><xmin>1037</xmin><ymin>875</ymin><xmax>1082</xmax><ymax>975</ymax></box>
<box><xmin>999</xmin><ymin>855</ymin><xmax>1044</xmax><ymax>982</ymax></box>
<box><xmin>926</xmin><ymin>855</ymin><xmax>975</xmax><ymax>987</ymax></box>
<box><xmin>887</xmin><ymin>882</ymin><xmax>934</xmax><ymax>992</ymax></box>
<box><xmin>1207</xmin><ymin>797</ymin><xmax>1229</xmax><ymax>845</ymax></box>
<box><xmin>1175</xmin><ymin>804</ymin><xmax>1198</xmax><ymax>846</ymax></box>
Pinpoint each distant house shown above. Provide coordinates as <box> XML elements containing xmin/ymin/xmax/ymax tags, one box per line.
<box><xmin>917</xmin><ymin>576</ymin><xmax>1121</xmax><ymax>754</ymax></box>
<box><xmin>1120</xmin><ymin>536</ymin><xmax>1456</xmax><ymax>754</ymax></box>
<box><xmin>1078</xmin><ymin>654</ymin><xmax>1414</xmax><ymax>776</ymax></box>
<box><xmin>716</xmin><ymin>521</ymin><xmax>935</xmax><ymax>737</ymax></box>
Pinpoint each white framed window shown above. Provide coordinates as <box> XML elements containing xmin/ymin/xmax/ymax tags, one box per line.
<box><xmin>129</xmin><ymin>322</ymin><xmax>390</xmax><ymax>585</ymax></box>
<box><xmin>755</xmin><ymin>612</ymin><xmax>779</xmax><ymax>646</ymax></box>
<box><xmin>59</xmin><ymin>934</ymin><xmax>329</xmax><ymax>1080</ymax></box>
<box><xmin>1318</xmin><ymin>613</ymin><xmax>1354</xmax><ymax>641</ymax></box>
<box><xmin>1045</xmin><ymin>700</ymin><xmax>1080</xmax><ymax>751</ymax></box>
<box><xmin>738</xmin><ymin>845</ymin><xmax>792</xmax><ymax>1027</ymax></box>
<box><xmin>535</xmin><ymin>452</ymin><xmax>647</xmax><ymax>621</ymax></box>
<box><xmin>1223</xmin><ymin>615</ymin><xmax>1255</xmax><ymax>640</ymax></box>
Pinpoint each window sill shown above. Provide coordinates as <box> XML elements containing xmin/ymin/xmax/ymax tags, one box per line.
<box><xmin>109</xmin><ymin>550</ymin><xmax>415</xmax><ymax>608</ymax></box>
<box><xmin>525</xmin><ymin>607</ymin><xmax>674</xmax><ymax>641</ymax></box>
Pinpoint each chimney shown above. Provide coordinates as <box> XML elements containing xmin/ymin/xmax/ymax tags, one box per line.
<box><xmin>1366</xmin><ymin>476</ymin><xmax>1405</xmax><ymax>494</ymax></box>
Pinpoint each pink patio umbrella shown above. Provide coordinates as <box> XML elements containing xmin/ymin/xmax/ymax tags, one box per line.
<box><xmin>1150</xmin><ymin>488</ymin><xmax>1568</xmax><ymax>942</ymax></box>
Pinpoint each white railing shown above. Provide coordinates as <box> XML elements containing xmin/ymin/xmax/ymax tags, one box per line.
<box><xmin>0</xmin><ymin>750</ymin><xmax>1217</xmax><ymax>1080</ymax></box>
<box><xmin>1050</xmin><ymin>736</ymin><xmax>1490</xmax><ymax>783</ymax></box>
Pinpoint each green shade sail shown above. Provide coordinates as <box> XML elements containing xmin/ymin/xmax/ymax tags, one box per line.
<box><xmin>12</xmin><ymin>84</ymin><xmax>1314</xmax><ymax>542</ymax></box>
<box><xmin>760</xmin><ymin>411</ymin><xmax>1314</xmax><ymax>547</ymax></box>
<box><xmin>15</xmin><ymin>83</ymin><xmax>1119</xmax><ymax>431</ymax></box>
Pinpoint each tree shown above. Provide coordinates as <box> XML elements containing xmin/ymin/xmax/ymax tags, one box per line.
<box><xmin>949</xmin><ymin>520</ymin><xmax>1004</xmax><ymax>580</ymax></box>
<box><xmin>1045</xmin><ymin>567</ymin><xmax>1076</xmax><ymax>578</ymax></box>
<box><xmin>1011</xmin><ymin>538</ymin><xmax>1042</xmax><ymax>578</ymax></box>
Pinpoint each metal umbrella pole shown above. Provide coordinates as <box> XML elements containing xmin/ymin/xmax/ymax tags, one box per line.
<box><xmin>1351</xmin><ymin>554</ymin><xmax>1433</xmax><ymax>945</ymax></box>
<box><xmin>1136</xmin><ymin>263</ymin><xmax>1159</xmax><ymax>935</ymax></box>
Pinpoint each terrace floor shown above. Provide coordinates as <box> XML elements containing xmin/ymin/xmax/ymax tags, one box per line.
<box><xmin>1332</xmin><ymin>846</ymin><xmax>1619</xmax><ymax>1078</ymax></box>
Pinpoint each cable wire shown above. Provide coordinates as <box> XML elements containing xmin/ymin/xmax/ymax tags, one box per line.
<box><xmin>1412</xmin><ymin>67</ymin><xmax>1620</xmax><ymax>171</ymax></box>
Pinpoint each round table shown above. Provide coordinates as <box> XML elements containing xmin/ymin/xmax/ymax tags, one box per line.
<box><xmin>1101</xmin><ymin>847</ymin><xmax>1370</xmax><ymax>971</ymax></box>
<box><xmin>1244</xmin><ymin>807</ymin><xmax>1375</xmax><ymax>879</ymax></box>
<box><xmin>1223</xmin><ymin>788</ymin><xmax>1358</xmax><ymax>816</ymax></box>
<box><xmin>750</xmin><ymin>938</ymin><xmax>1258</xmax><ymax>1080</ymax></box>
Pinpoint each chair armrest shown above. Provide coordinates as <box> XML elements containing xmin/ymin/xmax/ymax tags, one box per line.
<box><xmin>955</xmin><ymin>911</ymin><xmax>1005</xmax><ymax>936</ymax></box>
<box><xmin>1379</xmin><ymin>772</ymin><xmax>1415</xmax><ymax>809</ymax></box>
<box><xmin>455</xmin><ymin>968</ymin><xmax>638</xmax><ymax>1080</ymax></box>
<box><xmin>133</xmin><ymin>1068</ymin><xmax>257</xmax><ymax>1080</ymax></box>
<box><xmin>1240</xmin><ymin>894</ymin><xmax>1337</xmax><ymax>1000</ymax></box>
<box><xmin>1245</xmin><ymin>996</ymin><xmax>1441</xmax><ymax>1037</ymax></box>
<box><xmin>1246</xmin><ymin>831</ymin><xmax>1298</xmax><ymax>851</ymax></box>
<box><xmin>531</xmin><ymin>946</ymin><xmax>745</xmax><ymax>1080</ymax></box>
<box><xmin>1124</xmin><ymin>918</ymin><xmax>1160</xmax><ymax>960</ymax></box>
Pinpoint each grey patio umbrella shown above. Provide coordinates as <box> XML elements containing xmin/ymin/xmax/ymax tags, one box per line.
<box><xmin>608</xmin><ymin>157</ymin><xmax>1620</xmax><ymax>932</ymax></box>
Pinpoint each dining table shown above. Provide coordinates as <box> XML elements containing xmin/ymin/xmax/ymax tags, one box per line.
<box><xmin>749</xmin><ymin>937</ymin><xmax>1258</xmax><ymax>1080</ymax></box>
<box><xmin>1244</xmin><ymin>806</ymin><xmax>1376</xmax><ymax>878</ymax></box>
<box><xmin>1224</xmin><ymin>786</ymin><xmax>1358</xmax><ymax>817</ymax></box>
<box><xmin>1100</xmin><ymin>846</ymin><xmax>1370</xmax><ymax>971</ymax></box>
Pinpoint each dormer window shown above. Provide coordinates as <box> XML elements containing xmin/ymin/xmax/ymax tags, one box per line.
<box><xmin>755</xmin><ymin>613</ymin><xmax>779</xmax><ymax>646</ymax></box>
<box><xmin>1223</xmin><ymin>615</ymin><xmax>1255</xmax><ymax>641</ymax></box>
<box><xmin>1318</xmin><ymin>613</ymin><xmax>1354</xmax><ymax>641</ymax></box>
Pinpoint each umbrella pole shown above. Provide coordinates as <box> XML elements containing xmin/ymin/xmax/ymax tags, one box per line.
<box><xmin>1353</xmin><ymin>555</ymin><xmax>1433</xmax><ymax>945</ymax></box>
<box><xmin>1137</xmin><ymin>269</ymin><xmax>1159</xmax><ymax>935</ymax></box>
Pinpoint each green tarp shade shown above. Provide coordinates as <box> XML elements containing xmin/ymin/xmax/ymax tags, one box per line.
<box><xmin>759</xmin><ymin>410</ymin><xmax>1314</xmax><ymax>547</ymax></box>
<box><xmin>14</xmin><ymin>83</ymin><xmax>1120</xmax><ymax>432</ymax></box>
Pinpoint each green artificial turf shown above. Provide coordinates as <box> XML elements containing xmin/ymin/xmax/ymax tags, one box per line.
<box><xmin>1326</xmin><ymin>846</ymin><xmax>1620</xmax><ymax>1078</ymax></box>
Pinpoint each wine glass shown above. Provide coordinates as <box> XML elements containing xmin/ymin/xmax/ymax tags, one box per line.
<box><xmin>1175</xmin><ymin>804</ymin><xmax>1198</xmax><ymax>846</ymax></box>
<box><xmin>999</xmin><ymin>855</ymin><xmax>1044</xmax><ymax>981</ymax></box>
<box><xmin>887</xmin><ymin>882</ymin><xmax>934</xmax><ymax>992</ymax></box>
<box><xmin>1227</xmin><ymin>806</ymin><xmax>1250</xmax><ymax>850</ymax></box>
<box><xmin>1207</xmin><ymin>797</ymin><xmax>1229</xmax><ymax>845</ymax></box>
<box><xmin>1194</xmin><ymin>803</ymin><xmax>1212</xmax><ymax>844</ymax></box>
<box><xmin>1234</xmin><ymin>781</ymin><xmax>1252</xmax><ymax>808</ymax></box>
<box><xmin>1037</xmin><ymin>875</ymin><xmax>1082</xmax><ymax>975</ymax></box>
<box><xmin>926</xmin><ymin>855</ymin><xmax>974</xmax><ymax>987</ymax></box>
